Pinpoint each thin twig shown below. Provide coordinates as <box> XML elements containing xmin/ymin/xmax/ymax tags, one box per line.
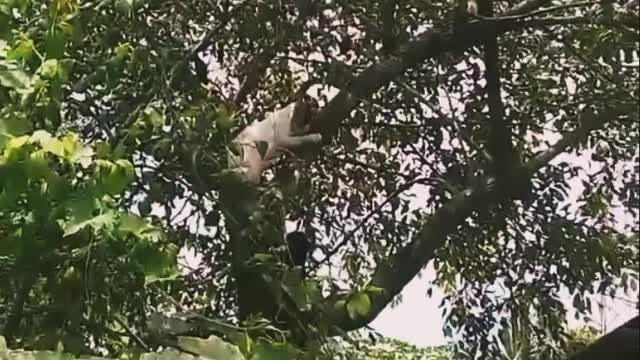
<box><xmin>319</xmin><ymin>176</ymin><xmax>443</xmax><ymax>264</ymax></box>
<box><xmin>115</xmin><ymin>316</ymin><xmax>151</xmax><ymax>351</ymax></box>
<box><xmin>479</xmin><ymin>1</ymin><xmax>601</xmax><ymax>21</ymax></box>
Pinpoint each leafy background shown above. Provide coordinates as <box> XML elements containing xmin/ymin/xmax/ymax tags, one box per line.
<box><xmin>0</xmin><ymin>0</ymin><xmax>638</xmax><ymax>359</ymax></box>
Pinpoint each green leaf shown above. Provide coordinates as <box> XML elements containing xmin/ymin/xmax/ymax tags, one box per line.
<box><xmin>119</xmin><ymin>213</ymin><xmax>152</xmax><ymax>238</ymax></box>
<box><xmin>96</xmin><ymin>159</ymin><xmax>134</xmax><ymax>195</ymax></box>
<box><xmin>115</xmin><ymin>159</ymin><xmax>134</xmax><ymax>180</ymax></box>
<box><xmin>133</xmin><ymin>241</ymin><xmax>177</xmax><ymax>278</ymax></box>
<box><xmin>38</xmin><ymin>59</ymin><xmax>60</xmax><ymax>79</ymax></box>
<box><xmin>0</xmin><ymin>112</ymin><xmax>31</xmax><ymax>138</ymax></box>
<box><xmin>145</xmin><ymin>270</ymin><xmax>179</xmax><ymax>285</ymax></box>
<box><xmin>145</xmin><ymin>107</ymin><xmax>164</xmax><ymax>128</ymax></box>
<box><xmin>253</xmin><ymin>253</ymin><xmax>275</xmax><ymax>262</ymax></box>
<box><xmin>112</xmin><ymin>143</ymin><xmax>126</xmax><ymax>158</ymax></box>
<box><xmin>114</xmin><ymin>42</ymin><xmax>132</xmax><ymax>60</ymax></box>
<box><xmin>216</xmin><ymin>105</ymin><xmax>236</xmax><ymax>131</ymax></box>
<box><xmin>7</xmin><ymin>34</ymin><xmax>34</xmax><ymax>61</ymax></box>
<box><xmin>177</xmin><ymin>335</ymin><xmax>245</xmax><ymax>360</ymax></box>
<box><xmin>365</xmin><ymin>285</ymin><xmax>385</xmax><ymax>295</ymax></box>
<box><xmin>94</xmin><ymin>141</ymin><xmax>111</xmax><ymax>159</ymax></box>
<box><xmin>62</xmin><ymin>133</ymin><xmax>94</xmax><ymax>166</ymax></box>
<box><xmin>282</xmin><ymin>269</ymin><xmax>308</xmax><ymax>308</ymax></box>
<box><xmin>227</xmin><ymin>332</ymin><xmax>253</xmax><ymax>356</ymax></box>
<box><xmin>5</xmin><ymin>134</ymin><xmax>29</xmax><ymax>152</ymax></box>
<box><xmin>114</xmin><ymin>0</ymin><xmax>134</xmax><ymax>15</ymax></box>
<box><xmin>24</xmin><ymin>149</ymin><xmax>50</xmax><ymax>179</ymax></box>
<box><xmin>45</xmin><ymin>28</ymin><xmax>67</xmax><ymax>59</ymax></box>
<box><xmin>250</xmin><ymin>341</ymin><xmax>299</xmax><ymax>360</ymax></box>
<box><xmin>63</xmin><ymin>212</ymin><xmax>117</xmax><ymax>237</ymax></box>
<box><xmin>31</xmin><ymin>131</ymin><xmax>65</xmax><ymax>157</ymax></box>
<box><xmin>0</xmin><ymin>63</ymin><xmax>30</xmax><ymax>89</ymax></box>
<box><xmin>66</xmin><ymin>192</ymin><xmax>97</xmax><ymax>224</ymax></box>
<box><xmin>346</xmin><ymin>292</ymin><xmax>371</xmax><ymax>320</ymax></box>
<box><xmin>46</xmin><ymin>172</ymin><xmax>72</xmax><ymax>201</ymax></box>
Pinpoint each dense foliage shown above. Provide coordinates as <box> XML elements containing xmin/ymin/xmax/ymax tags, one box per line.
<box><xmin>1</xmin><ymin>0</ymin><xmax>638</xmax><ymax>358</ymax></box>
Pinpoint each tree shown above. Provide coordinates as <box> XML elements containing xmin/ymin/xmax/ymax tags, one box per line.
<box><xmin>567</xmin><ymin>316</ymin><xmax>639</xmax><ymax>360</ymax></box>
<box><xmin>0</xmin><ymin>0</ymin><xmax>638</xmax><ymax>358</ymax></box>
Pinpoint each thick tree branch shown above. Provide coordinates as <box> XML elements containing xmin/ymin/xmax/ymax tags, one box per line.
<box><xmin>325</xmin><ymin>112</ymin><xmax>615</xmax><ymax>331</ymax></box>
<box><xmin>233</xmin><ymin>49</ymin><xmax>278</xmax><ymax>108</ymax></box>
<box><xmin>310</xmin><ymin>0</ymin><xmax>552</xmax><ymax>139</ymax></box>
<box><xmin>568</xmin><ymin>315</ymin><xmax>639</xmax><ymax>359</ymax></box>
<box><xmin>483</xmin><ymin>0</ymin><xmax>520</xmax><ymax>199</ymax></box>
<box><xmin>226</xmin><ymin>0</ymin><xmax>592</xmax><ymax>331</ymax></box>
<box><xmin>232</xmin><ymin>7</ymin><xmax>319</xmax><ymax>108</ymax></box>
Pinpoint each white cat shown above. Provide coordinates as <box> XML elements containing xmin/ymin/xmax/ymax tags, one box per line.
<box><xmin>230</xmin><ymin>100</ymin><xmax>322</xmax><ymax>184</ymax></box>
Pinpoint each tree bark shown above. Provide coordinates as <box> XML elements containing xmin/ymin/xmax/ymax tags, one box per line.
<box><xmin>568</xmin><ymin>316</ymin><xmax>639</xmax><ymax>360</ymax></box>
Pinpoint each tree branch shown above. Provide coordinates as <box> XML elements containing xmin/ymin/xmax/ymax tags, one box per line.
<box><xmin>568</xmin><ymin>315</ymin><xmax>639</xmax><ymax>359</ymax></box>
<box><xmin>225</xmin><ymin>0</ymin><xmax>565</xmax><ymax>331</ymax></box>
<box><xmin>325</xmin><ymin>112</ymin><xmax>615</xmax><ymax>331</ymax></box>
<box><xmin>310</xmin><ymin>0</ymin><xmax>552</xmax><ymax>140</ymax></box>
<box><xmin>232</xmin><ymin>7</ymin><xmax>319</xmax><ymax>108</ymax></box>
<box><xmin>2</xmin><ymin>270</ymin><xmax>38</xmax><ymax>343</ymax></box>
<box><xmin>483</xmin><ymin>0</ymin><xmax>519</xmax><ymax>201</ymax></box>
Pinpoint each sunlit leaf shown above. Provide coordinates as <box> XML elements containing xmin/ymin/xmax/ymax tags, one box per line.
<box><xmin>0</xmin><ymin>63</ymin><xmax>30</xmax><ymax>89</ymax></box>
<box><xmin>63</xmin><ymin>212</ymin><xmax>117</xmax><ymax>237</ymax></box>
<box><xmin>5</xmin><ymin>134</ymin><xmax>29</xmax><ymax>151</ymax></box>
<box><xmin>177</xmin><ymin>335</ymin><xmax>245</xmax><ymax>360</ymax></box>
<box><xmin>40</xmin><ymin>136</ymin><xmax>65</xmax><ymax>157</ymax></box>
<box><xmin>62</xmin><ymin>133</ymin><xmax>94</xmax><ymax>166</ymax></box>
<box><xmin>38</xmin><ymin>59</ymin><xmax>60</xmax><ymax>78</ymax></box>
<box><xmin>145</xmin><ymin>271</ymin><xmax>179</xmax><ymax>285</ymax></box>
<box><xmin>7</xmin><ymin>34</ymin><xmax>34</xmax><ymax>61</ymax></box>
<box><xmin>250</xmin><ymin>341</ymin><xmax>299</xmax><ymax>360</ymax></box>
<box><xmin>346</xmin><ymin>292</ymin><xmax>371</xmax><ymax>320</ymax></box>
<box><xmin>115</xmin><ymin>159</ymin><xmax>134</xmax><ymax>180</ymax></box>
<box><xmin>119</xmin><ymin>213</ymin><xmax>152</xmax><ymax>238</ymax></box>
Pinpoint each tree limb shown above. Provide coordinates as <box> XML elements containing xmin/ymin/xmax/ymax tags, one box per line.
<box><xmin>232</xmin><ymin>6</ymin><xmax>319</xmax><ymax>108</ymax></box>
<box><xmin>325</xmin><ymin>112</ymin><xmax>615</xmax><ymax>331</ymax></box>
<box><xmin>483</xmin><ymin>0</ymin><xmax>520</xmax><ymax>200</ymax></box>
<box><xmin>568</xmin><ymin>316</ymin><xmax>639</xmax><ymax>360</ymax></box>
<box><xmin>225</xmin><ymin>0</ymin><xmax>561</xmax><ymax>330</ymax></box>
<box><xmin>310</xmin><ymin>0</ymin><xmax>552</xmax><ymax>140</ymax></box>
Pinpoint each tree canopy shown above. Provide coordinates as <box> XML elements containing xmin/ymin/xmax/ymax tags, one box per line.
<box><xmin>0</xmin><ymin>0</ymin><xmax>638</xmax><ymax>358</ymax></box>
